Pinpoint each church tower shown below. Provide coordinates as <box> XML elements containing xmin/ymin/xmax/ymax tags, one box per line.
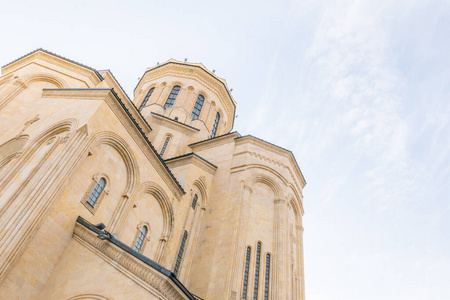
<box><xmin>133</xmin><ymin>59</ymin><xmax>236</xmax><ymax>159</ymax></box>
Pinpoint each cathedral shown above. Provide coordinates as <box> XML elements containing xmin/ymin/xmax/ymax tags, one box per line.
<box><xmin>0</xmin><ymin>49</ymin><xmax>306</xmax><ymax>300</ymax></box>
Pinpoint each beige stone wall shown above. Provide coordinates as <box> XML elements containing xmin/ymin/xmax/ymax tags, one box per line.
<box><xmin>0</xmin><ymin>54</ymin><xmax>190</xmax><ymax>298</ymax></box>
<box><xmin>37</xmin><ymin>228</ymin><xmax>185</xmax><ymax>300</ymax></box>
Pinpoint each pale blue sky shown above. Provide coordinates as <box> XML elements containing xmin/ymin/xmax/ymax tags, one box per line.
<box><xmin>1</xmin><ymin>1</ymin><xmax>449</xmax><ymax>299</ymax></box>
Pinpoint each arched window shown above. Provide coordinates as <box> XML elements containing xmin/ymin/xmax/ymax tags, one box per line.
<box><xmin>174</xmin><ymin>230</ymin><xmax>188</xmax><ymax>276</ymax></box>
<box><xmin>253</xmin><ymin>242</ymin><xmax>262</xmax><ymax>300</ymax></box>
<box><xmin>264</xmin><ymin>253</ymin><xmax>271</xmax><ymax>300</ymax></box>
<box><xmin>160</xmin><ymin>136</ymin><xmax>170</xmax><ymax>158</ymax></box>
<box><xmin>87</xmin><ymin>177</ymin><xmax>106</xmax><ymax>207</ymax></box>
<box><xmin>139</xmin><ymin>87</ymin><xmax>155</xmax><ymax>111</ymax></box>
<box><xmin>210</xmin><ymin>112</ymin><xmax>220</xmax><ymax>138</ymax></box>
<box><xmin>81</xmin><ymin>175</ymin><xmax>109</xmax><ymax>214</ymax></box>
<box><xmin>134</xmin><ymin>226</ymin><xmax>148</xmax><ymax>252</ymax></box>
<box><xmin>191</xmin><ymin>194</ymin><xmax>198</xmax><ymax>209</ymax></box>
<box><xmin>164</xmin><ymin>85</ymin><xmax>181</xmax><ymax>108</ymax></box>
<box><xmin>191</xmin><ymin>94</ymin><xmax>205</xmax><ymax>119</ymax></box>
<box><xmin>242</xmin><ymin>246</ymin><xmax>251</xmax><ymax>299</ymax></box>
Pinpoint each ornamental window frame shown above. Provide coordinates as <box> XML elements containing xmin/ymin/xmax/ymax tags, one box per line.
<box><xmin>174</xmin><ymin>230</ymin><xmax>188</xmax><ymax>276</ymax></box>
<box><xmin>164</xmin><ymin>85</ymin><xmax>181</xmax><ymax>109</ymax></box>
<box><xmin>160</xmin><ymin>135</ymin><xmax>172</xmax><ymax>158</ymax></box>
<box><xmin>253</xmin><ymin>241</ymin><xmax>262</xmax><ymax>300</ymax></box>
<box><xmin>264</xmin><ymin>252</ymin><xmax>271</xmax><ymax>300</ymax></box>
<box><xmin>133</xmin><ymin>222</ymin><xmax>151</xmax><ymax>253</ymax></box>
<box><xmin>210</xmin><ymin>112</ymin><xmax>220</xmax><ymax>138</ymax></box>
<box><xmin>191</xmin><ymin>94</ymin><xmax>205</xmax><ymax>119</ymax></box>
<box><xmin>80</xmin><ymin>173</ymin><xmax>110</xmax><ymax>215</ymax></box>
<box><xmin>242</xmin><ymin>246</ymin><xmax>252</xmax><ymax>299</ymax></box>
<box><xmin>139</xmin><ymin>87</ymin><xmax>155</xmax><ymax>111</ymax></box>
<box><xmin>191</xmin><ymin>194</ymin><xmax>198</xmax><ymax>210</ymax></box>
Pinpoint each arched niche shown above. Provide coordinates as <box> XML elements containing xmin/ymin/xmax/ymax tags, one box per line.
<box><xmin>247</xmin><ymin>172</ymin><xmax>283</xmax><ymax>199</ymax></box>
<box><xmin>121</xmin><ymin>181</ymin><xmax>174</xmax><ymax>261</ymax></box>
<box><xmin>192</xmin><ymin>179</ymin><xmax>207</xmax><ymax>207</ymax></box>
<box><xmin>0</xmin><ymin>118</ymin><xmax>78</xmax><ymax>194</ymax></box>
<box><xmin>0</xmin><ymin>135</ymin><xmax>29</xmax><ymax>171</ymax></box>
<box><xmin>69</xmin><ymin>131</ymin><xmax>139</xmax><ymax>229</ymax></box>
<box><xmin>23</xmin><ymin>73</ymin><xmax>68</xmax><ymax>89</ymax></box>
<box><xmin>88</xmin><ymin>131</ymin><xmax>139</xmax><ymax>195</ymax></box>
<box><xmin>243</xmin><ymin>172</ymin><xmax>284</xmax><ymax>253</ymax></box>
<box><xmin>68</xmin><ymin>294</ymin><xmax>111</xmax><ymax>300</ymax></box>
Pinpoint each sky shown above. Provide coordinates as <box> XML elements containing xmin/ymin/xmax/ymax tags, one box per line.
<box><xmin>1</xmin><ymin>0</ymin><xmax>449</xmax><ymax>299</ymax></box>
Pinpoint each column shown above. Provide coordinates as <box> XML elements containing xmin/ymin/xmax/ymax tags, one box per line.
<box><xmin>0</xmin><ymin>127</ymin><xmax>88</xmax><ymax>283</ymax></box>
<box><xmin>272</xmin><ymin>198</ymin><xmax>287</xmax><ymax>299</ymax></box>
<box><xmin>229</xmin><ymin>181</ymin><xmax>252</xmax><ymax>299</ymax></box>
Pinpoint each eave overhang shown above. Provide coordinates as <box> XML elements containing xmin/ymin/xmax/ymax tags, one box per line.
<box><xmin>188</xmin><ymin>131</ymin><xmax>241</xmax><ymax>152</ymax></box>
<box><xmin>75</xmin><ymin>216</ymin><xmax>197</xmax><ymax>300</ymax></box>
<box><xmin>151</xmin><ymin>112</ymin><xmax>200</xmax><ymax>132</ymax></box>
<box><xmin>165</xmin><ymin>153</ymin><xmax>217</xmax><ymax>175</ymax></box>
<box><xmin>234</xmin><ymin>135</ymin><xmax>306</xmax><ymax>188</ymax></box>
<box><xmin>1</xmin><ymin>48</ymin><xmax>103</xmax><ymax>86</ymax></box>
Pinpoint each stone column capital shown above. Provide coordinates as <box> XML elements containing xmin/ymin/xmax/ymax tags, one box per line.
<box><xmin>243</xmin><ymin>184</ymin><xmax>253</xmax><ymax>193</ymax></box>
<box><xmin>274</xmin><ymin>198</ymin><xmax>286</xmax><ymax>204</ymax></box>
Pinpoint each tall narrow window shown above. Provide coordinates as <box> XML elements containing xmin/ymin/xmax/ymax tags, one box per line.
<box><xmin>87</xmin><ymin>177</ymin><xmax>106</xmax><ymax>207</ymax></box>
<box><xmin>264</xmin><ymin>253</ymin><xmax>271</xmax><ymax>300</ymax></box>
<box><xmin>210</xmin><ymin>112</ymin><xmax>220</xmax><ymax>138</ymax></box>
<box><xmin>134</xmin><ymin>226</ymin><xmax>148</xmax><ymax>252</ymax></box>
<box><xmin>174</xmin><ymin>230</ymin><xmax>188</xmax><ymax>276</ymax></box>
<box><xmin>191</xmin><ymin>94</ymin><xmax>205</xmax><ymax>119</ymax></box>
<box><xmin>242</xmin><ymin>246</ymin><xmax>251</xmax><ymax>299</ymax></box>
<box><xmin>253</xmin><ymin>242</ymin><xmax>262</xmax><ymax>300</ymax></box>
<box><xmin>139</xmin><ymin>87</ymin><xmax>155</xmax><ymax>111</ymax></box>
<box><xmin>164</xmin><ymin>85</ymin><xmax>181</xmax><ymax>108</ymax></box>
<box><xmin>191</xmin><ymin>194</ymin><xmax>198</xmax><ymax>210</ymax></box>
<box><xmin>160</xmin><ymin>136</ymin><xmax>170</xmax><ymax>158</ymax></box>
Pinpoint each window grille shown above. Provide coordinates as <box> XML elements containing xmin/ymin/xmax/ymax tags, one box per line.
<box><xmin>191</xmin><ymin>94</ymin><xmax>205</xmax><ymax>119</ymax></box>
<box><xmin>253</xmin><ymin>242</ymin><xmax>262</xmax><ymax>300</ymax></box>
<box><xmin>174</xmin><ymin>230</ymin><xmax>188</xmax><ymax>276</ymax></box>
<box><xmin>87</xmin><ymin>177</ymin><xmax>106</xmax><ymax>207</ymax></box>
<box><xmin>164</xmin><ymin>86</ymin><xmax>181</xmax><ymax>108</ymax></box>
<box><xmin>192</xmin><ymin>194</ymin><xmax>198</xmax><ymax>209</ymax></box>
<box><xmin>264</xmin><ymin>253</ymin><xmax>271</xmax><ymax>300</ymax></box>
<box><xmin>210</xmin><ymin>112</ymin><xmax>220</xmax><ymax>138</ymax></box>
<box><xmin>134</xmin><ymin>226</ymin><xmax>148</xmax><ymax>252</ymax></box>
<box><xmin>139</xmin><ymin>87</ymin><xmax>155</xmax><ymax>111</ymax></box>
<box><xmin>242</xmin><ymin>246</ymin><xmax>251</xmax><ymax>298</ymax></box>
<box><xmin>160</xmin><ymin>136</ymin><xmax>170</xmax><ymax>157</ymax></box>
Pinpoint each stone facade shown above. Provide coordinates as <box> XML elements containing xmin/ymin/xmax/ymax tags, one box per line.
<box><xmin>0</xmin><ymin>49</ymin><xmax>306</xmax><ymax>300</ymax></box>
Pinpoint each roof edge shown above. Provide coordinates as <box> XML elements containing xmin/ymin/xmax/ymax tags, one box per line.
<box><xmin>1</xmin><ymin>48</ymin><xmax>104</xmax><ymax>81</ymax></box>
<box><xmin>76</xmin><ymin>216</ymin><xmax>197</xmax><ymax>300</ymax></box>
<box><xmin>235</xmin><ymin>135</ymin><xmax>307</xmax><ymax>187</ymax></box>
<box><xmin>165</xmin><ymin>152</ymin><xmax>218</xmax><ymax>169</ymax></box>
<box><xmin>43</xmin><ymin>88</ymin><xmax>184</xmax><ymax>195</ymax></box>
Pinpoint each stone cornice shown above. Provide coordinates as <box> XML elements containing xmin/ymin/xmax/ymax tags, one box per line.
<box><xmin>42</xmin><ymin>88</ymin><xmax>184</xmax><ymax>200</ymax></box>
<box><xmin>98</xmin><ymin>70</ymin><xmax>131</xmax><ymax>102</ymax></box>
<box><xmin>151</xmin><ymin>112</ymin><xmax>200</xmax><ymax>133</ymax></box>
<box><xmin>1</xmin><ymin>49</ymin><xmax>102</xmax><ymax>87</ymax></box>
<box><xmin>188</xmin><ymin>131</ymin><xmax>241</xmax><ymax>152</ymax></box>
<box><xmin>165</xmin><ymin>153</ymin><xmax>217</xmax><ymax>175</ymax></box>
<box><xmin>73</xmin><ymin>217</ymin><xmax>195</xmax><ymax>300</ymax></box>
<box><xmin>235</xmin><ymin>135</ymin><xmax>306</xmax><ymax>188</ymax></box>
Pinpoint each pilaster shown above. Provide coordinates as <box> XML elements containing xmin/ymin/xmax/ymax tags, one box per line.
<box><xmin>272</xmin><ymin>198</ymin><xmax>287</xmax><ymax>299</ymax></box>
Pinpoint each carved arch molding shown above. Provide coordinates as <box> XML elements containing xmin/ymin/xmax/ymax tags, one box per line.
<box><xmin>68</xmin><ymin>294</ymin><xmax>111</xmax><ymax>300</ymax></box>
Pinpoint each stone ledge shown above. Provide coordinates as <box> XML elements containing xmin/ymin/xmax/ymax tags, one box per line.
<box><xmin>73</xmin><ymin>216</ymin><xmax>197</xmax><ymax>300</ymax></box>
